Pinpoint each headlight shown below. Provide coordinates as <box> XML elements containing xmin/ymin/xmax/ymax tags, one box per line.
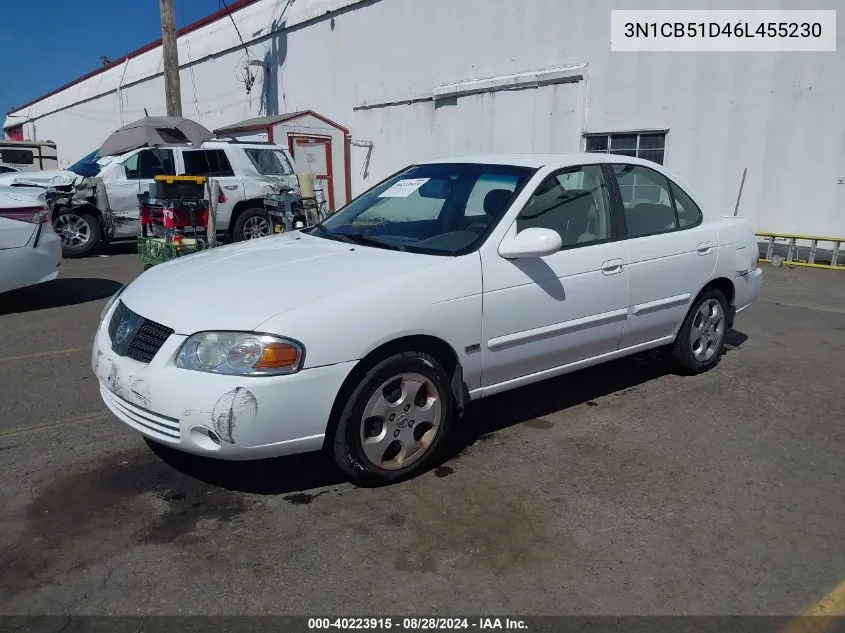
<box><xmin>176</xmin><ymin>332</ymin><xmax>304</xmax><ymax>376</ymax></box>
<box><xmin>100</xmin><ymin>285</ymin><xmax>126</xmax><ymax>321</ymax></box>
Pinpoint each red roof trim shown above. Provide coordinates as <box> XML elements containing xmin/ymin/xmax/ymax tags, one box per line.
<box><xmin>6</xmin><ymin>0</ymin><xmax>259</xmax><ymax>117</ymax></box>
<box><xmin>215</xmin><ymin>110</ymin><xmax>351</xmax><ymax>136</ymax></box>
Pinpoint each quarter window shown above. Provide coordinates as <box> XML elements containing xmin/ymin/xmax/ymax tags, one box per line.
<box><xmin>669</xmin><ymin>180</ymin><xmax>703</xmax><ymax>228</ymax></box>
<box><xmin>245</xmin><ymin>149</ymin><xmax>293</xmax><ymax>175</ymax></box>
<box><xmin>516</xmin><ymin>165</ymin><xmax>612</xmax><ymax>249</ymax></box>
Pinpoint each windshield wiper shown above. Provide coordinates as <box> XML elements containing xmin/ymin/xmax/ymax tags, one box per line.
<box><xmin>309</xmin><ymin>223</ymin><xmax>357</xmax><ymax>244</ymax></box>
<box><xmin>310</xmin><ymin>224</ymin><xmax>402</xmax><ymax>251</ymax></box>
<box><xmin>340</xmin><ymin>232</ymin><xmax>403</xmax><ymax>251</ymax></box>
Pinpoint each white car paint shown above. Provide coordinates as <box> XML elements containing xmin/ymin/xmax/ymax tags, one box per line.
<box><xmin>0</xmin><ymin>186</ymin><xmax>62</xmax><ymax>294</ymax></box>
<box><xmin>92</xmin><ymin>153</ymin><xmax>762</xmax><ymax>464</ymax></box>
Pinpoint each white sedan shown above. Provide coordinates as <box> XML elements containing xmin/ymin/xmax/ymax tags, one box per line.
<box><xmin>92</xmin><ymin>153</ymin><xmax>762</xmax><ymax>484</ymax></box>
<box><xmin>0</xmin><ymin>186</ymin><xmax>62</xmax><ymax>294</ymax></box>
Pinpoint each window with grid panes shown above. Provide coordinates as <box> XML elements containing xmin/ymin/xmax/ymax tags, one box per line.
<box><xmin>584</xmin><ymin>132</ymin><xmax>666</xmax><ymax>165</ymax></box>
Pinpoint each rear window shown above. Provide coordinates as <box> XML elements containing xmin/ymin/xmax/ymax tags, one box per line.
<box><xmin>183</xmin><ymin>150</ymin><xmax>235</xmax><ymax>177</ymax></box>
<box><xmin>244</xmin><ymin>148</ymin><xmax>293</xmax><ymax>175</ymax></box>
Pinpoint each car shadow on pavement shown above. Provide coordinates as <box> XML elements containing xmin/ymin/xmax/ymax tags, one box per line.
<box><xmin>148</xmin><ymin>329</ymin><xmax>749</xmax><ymax>495</ymax></box>
<box><xmin>441</xmin><ymin>328</ymin><xmax>750</xmax><ymax>465</ymax></box>
<box><xmin>0</xmin><ymin>277</ymin><xmax>124</xmax><ymax>316</ymax></box>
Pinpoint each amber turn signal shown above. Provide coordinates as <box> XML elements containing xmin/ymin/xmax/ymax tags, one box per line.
<box><xmin>254</xmin><ymin>343</ymin><xmax>300</xmax><ymax>369</ymax></box>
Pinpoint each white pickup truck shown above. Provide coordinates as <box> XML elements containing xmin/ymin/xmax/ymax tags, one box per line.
<box><xmin>0</xmin><ymin>139</ymin><xmax>299</xmax><ymax>257</ymax></box>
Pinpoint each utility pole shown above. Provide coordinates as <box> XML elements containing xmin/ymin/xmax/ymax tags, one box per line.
<box><xmin>159</xmin><ymin>0</ymin><xmax>182</xmax><ymax>116</ymax></box>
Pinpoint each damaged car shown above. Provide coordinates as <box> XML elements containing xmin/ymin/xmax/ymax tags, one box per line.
<box><xmin>92</xmin><ymin>153</ymin><xmax>762</xmax><ymax>485</ymax></box>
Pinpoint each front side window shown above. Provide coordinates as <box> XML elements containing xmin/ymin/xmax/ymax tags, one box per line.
<box><xmin>515</xmin><ymin>164</ymin><xmax>612</xmax><ymax>248</ymax></box>
<box><xmin>313</xmin><ymin>163</ymin><xmax>535</xmax><ymax>255</ymax></box>
<box><xmin>125</xmin><ymin>149</ymin><xmax>175</xmax><ymax>180</ymax></box>
<box><xmin>613</xmin><ymin>164</ymin><xmax>678</xmax><ymax>238</ymax></box>
<box><xmin>245</xmin><ymin>149</ymin><xmax>293</xmax><ymax>175</ymax></box>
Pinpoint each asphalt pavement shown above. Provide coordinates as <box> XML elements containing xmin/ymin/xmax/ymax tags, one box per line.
<box><xmin>0</xmin><ymin>247</ymin><xmax>843</xmax><ymax>616</ymax></box>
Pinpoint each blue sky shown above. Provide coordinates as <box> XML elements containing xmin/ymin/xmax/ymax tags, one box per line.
<box><xmin>1</xmin><ymin>0</ymin><xmax>216</xmax><ymax>117</ymax></box>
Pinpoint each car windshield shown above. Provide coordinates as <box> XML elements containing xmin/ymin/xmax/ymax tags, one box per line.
<box><xmin>311</xmin><ymin>163</ymin><xmax>536</xmax><ymax>255</ymax></box>
<box><xmin>68</xmin><ymin>150</ymin><xmax>101</xmax><ymax>178</ymax></box>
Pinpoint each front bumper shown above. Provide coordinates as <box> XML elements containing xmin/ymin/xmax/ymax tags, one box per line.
<box><xmin>92</xmin><ymin>303</ymin><xmax>356</xmax><ymax>460</ymax></box>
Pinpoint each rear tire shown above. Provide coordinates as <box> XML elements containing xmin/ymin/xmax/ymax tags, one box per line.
<box><xmin>332</xmin><ymin>352</ymin><xmax>455</xmax><ymax>486</ymax></box>
<box><xmin>53</xmin><ymin>210</ymin><xmax>100</xmax><ymax>258</ymax></box>
<box><xmin>232</xmin><ymin>207</ymin><xmax>271</xmax><ymax>242</ymax></box>
<box><xmin>669</xmin><ymin>289</ymin><xmax>729</xmax><ymax>375</ymax></box>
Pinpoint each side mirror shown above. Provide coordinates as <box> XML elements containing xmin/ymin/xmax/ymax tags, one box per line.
<box><xmin>499</xmin><ymin>227</ymin><xmax>562</xmax><ymax>259</ymax></box>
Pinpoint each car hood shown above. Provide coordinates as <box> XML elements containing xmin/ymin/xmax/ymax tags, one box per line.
<box><xmin>120</xmin><ymin>231</ymin><xmax>450</xmax><ymax>334</ymax></box>
<box><xmin>0</xmin><ymin>169</ymin><xmax>80</xmax><ymax>188</ymax></box>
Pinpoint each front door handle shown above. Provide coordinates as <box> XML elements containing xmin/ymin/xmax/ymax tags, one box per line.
<box><xmin>697</xmin><ymin>241</ymin><xmax>714</xmax><ymax>255</ymax></box>
<box><xmin>602</xmin><ymin>258</ymin><xmax>624</xmax><ymax>275</ymax></box>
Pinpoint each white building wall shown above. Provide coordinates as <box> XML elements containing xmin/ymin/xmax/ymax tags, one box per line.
<box><xmin>5</xmin><ymin>0</ymin><xmax>843</xmax><ymax>236</ymax></box>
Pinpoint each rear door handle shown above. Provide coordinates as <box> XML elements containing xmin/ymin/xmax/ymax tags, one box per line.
<box><xmin>602</xmin><ymin>258</ymin><xmax>624</xmax><ymax>275</ymax></box>
<box><xmin>697</xmin><ymin>241</ymin><xmax>714</xmax><ymax>255</ymax></box>
<box><xmin>223</xmin><ymin>185</ymin><xmax>239</xmax><ymax>190</ymax></box>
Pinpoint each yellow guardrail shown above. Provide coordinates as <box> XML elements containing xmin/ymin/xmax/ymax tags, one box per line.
<box><xmin>756</xmin><ymin>232</ymin><xmax>845</xmax><ymax>270</ymax></box>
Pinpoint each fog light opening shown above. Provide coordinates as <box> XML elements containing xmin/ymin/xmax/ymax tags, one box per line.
<box><xmin>188</xmin><ymin>425</ymin><xmax>222</xmax><ymax>452</ymax></box>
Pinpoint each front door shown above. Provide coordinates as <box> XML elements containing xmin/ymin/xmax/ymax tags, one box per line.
<box><xmin>610</xmin><ymin>163</ymin><xmax>718</xmax><ymax>349</ymax></box>
<box><xmin>480</xmin><ymin>163</ymin><xmax>630</xmax><ymax>389</ymax></box>
<box><xmin>106</xmin><ymin>148</ymin><xmax>176</xmax><ymax>238</ymax></box>
<box><xmin>289</xmin><ymin>135</ymin><xmax>334</xmax><ymax>211</ymax></box>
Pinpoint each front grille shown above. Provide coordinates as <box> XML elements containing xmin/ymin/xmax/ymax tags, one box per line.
<box><xmin>108</xmin><ymin>300</ymin><xmax>174</xmax><ymax>364</ymax></box>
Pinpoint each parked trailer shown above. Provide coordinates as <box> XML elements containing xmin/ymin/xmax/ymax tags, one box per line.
<box><xmin>0</xmin><ymin>140</ymin><xmax>59</xmax><ymax>172</ymax></box>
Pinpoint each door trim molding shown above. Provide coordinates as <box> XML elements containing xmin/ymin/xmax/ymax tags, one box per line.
<box><xmin>627</xmin><ymin>293</ymin><xmax>691</xmax><ymax>316</ymax></box>
<box><xmin>487</xmin><ymin>308</ymin><xmax>628</xmax><ymax>352</ymax></box>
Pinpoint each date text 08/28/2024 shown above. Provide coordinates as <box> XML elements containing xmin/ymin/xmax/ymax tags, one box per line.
<box><xmin>307</xmin><ymin>618</ymin><xmax>528</xmax><ymax>630</ymax></box>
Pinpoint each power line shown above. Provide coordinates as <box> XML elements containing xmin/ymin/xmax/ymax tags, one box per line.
<box><xmin>220</xmin><ymin>0</ymin><xmax>257</xmax><ymax>93</ymax></box>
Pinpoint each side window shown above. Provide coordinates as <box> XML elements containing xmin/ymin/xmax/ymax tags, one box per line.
<box><xmin>669</xmin><ymin>180</ymin><xmax>703</xmax><ymax>228</ymax></box>
<box><xmin>126</xmin><ymin>149</ymin><xmax>175</xmax><ymax>180</ymax></box>
<box><xmin>516</xmin><ymin>164</ymin><xmax>612</xmax><ymax>248</ymax></box>
<box><xmin>245</xmin><ymin>149</ymin><xmax>293</xmax><ymax>176</ymax></box>
<box><xmin>123</xmin><ymin>153</ymin><xmax>140</xmax><ymax>179</ymax></box>
<box><xmin>612</xmin><ymin>164</ymin><xmax>677</xmax><ymax>238</ymax></box>
<box><xmin>183</xmin><ymin>150</ymin><xmax>234</xmax><ymax>177</ymax></box>
<box><xmin>0</xmin><ymin>149</ymin><xmax>34</xmax><ymax>165</ymax></box>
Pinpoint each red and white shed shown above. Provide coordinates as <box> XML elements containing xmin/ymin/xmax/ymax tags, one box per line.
<box><xmin>214</xmin><ymin>110</ymin><xmax>351</xmax><ymax>211</ymax></box>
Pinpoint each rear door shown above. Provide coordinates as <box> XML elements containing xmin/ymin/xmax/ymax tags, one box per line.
<box><xmin>610</xmin><ymin>163</ymin><xmax>717</xmax><ymax>349</ymax></box>
<box><xmin>181</xmin><ymin>149</ymin><xmax>243</xmax><ymax>230</ymax></box>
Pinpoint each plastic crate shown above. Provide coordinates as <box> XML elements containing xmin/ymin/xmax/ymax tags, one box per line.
<box><xmin>150</xmin><ymin>175</ymin><xmax>207</xmax><ymax>200</ymax></box>
<box><xmin>137</xmin><ymin>236</ymin><xmax>208</xmax><ymax>268</ymax></box>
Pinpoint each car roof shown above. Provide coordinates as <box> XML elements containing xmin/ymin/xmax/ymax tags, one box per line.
<box><xmin>423</xmin><ymin>152</ymin><xmax>666</xmax><ymax>170</ymax></box>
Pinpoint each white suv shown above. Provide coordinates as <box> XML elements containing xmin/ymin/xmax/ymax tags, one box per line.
<box><xmin>51</xmin><ymin>140</ymin><xmax>299</xmax><ymax>257</ymax></box>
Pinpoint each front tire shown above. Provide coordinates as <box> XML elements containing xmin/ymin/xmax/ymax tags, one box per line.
<box><xmin>232</xmin><ymin>207</ymin><xmax>271</xmax><ymax>242</ymax></box>
<box><xmin>332</xmin><ymin>352</ymin><xmax>455</xmax><ymax>486</ymax></box>
<box><xmin>670</xmin><ymin>289</ymin><xmax>729</xmax><ymax>375</ymax></box>
<box><xmin>53</xmin><ymin>210</ymin><xmax>100</xmax><ymax>258</ymax></box>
